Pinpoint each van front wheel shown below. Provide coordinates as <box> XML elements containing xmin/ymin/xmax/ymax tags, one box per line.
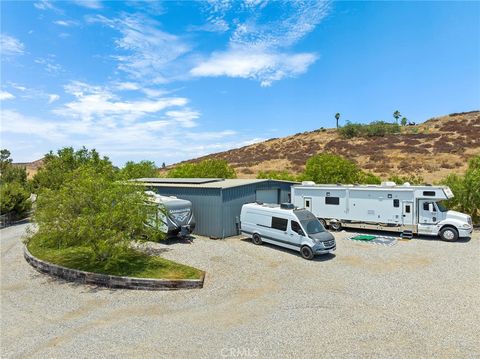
<box><xmin>252</xmin><ymin>233</ymin><xmax>263</xmax><ymax>245</ymax></box>
<box><xmin>300</xmin><ymin>246</ymin><xmax>314</xmax><ymax>260</ymax></box>
<box><xmin>439</xmin><ymin>227</ymin><xmax>459</xmax><ymax>242</ymax></box>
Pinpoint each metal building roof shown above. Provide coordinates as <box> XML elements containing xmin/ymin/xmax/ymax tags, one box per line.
<box><xmin>135</xmin><ymin>178</ymin><xmax>271</xmax><ymax>189</ymax></box>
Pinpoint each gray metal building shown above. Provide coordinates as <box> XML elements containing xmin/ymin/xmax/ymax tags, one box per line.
<box><xmin>136</xmin><ymin>178</ymin><xmax>295</xmax><ymax>238</ymax></box>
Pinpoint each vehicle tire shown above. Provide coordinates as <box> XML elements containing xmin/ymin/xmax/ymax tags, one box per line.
<box><xmin>330</xmin><ymin>221</ymin><xmax>342</xmax><ymax>231</ymax></box>
<box><xmin>252</xmin><ymin>233</ymin><xmax>263</xmax><ymax>245</ymax></box>
<box><xmin>300</xmin><ymin>246</ymin><xmax>314</xmax><ymax>260</ymax></box>
<box><xmin>439</xmin><ymin>227</ymin><xmax>459</xmax><ymax>242</ymax></box>
<box><xmin>319</xmin><ymin>218</ymin><xmax>327</xmax><ymax>228</ymax></box>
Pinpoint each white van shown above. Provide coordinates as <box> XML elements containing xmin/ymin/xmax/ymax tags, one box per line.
<box><xmin>240</xmin><ymin>203</ymin><xmax>336</xmax><ymax>260</ymax></box>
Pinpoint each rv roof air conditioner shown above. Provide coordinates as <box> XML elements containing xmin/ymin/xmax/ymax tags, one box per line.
<box><xmin>381</xmin><ymin>181</ymin><xmax>396</xmax><ymax>187</ymax></box>
<box><xmin>301</xmin><ymin>181</ymin><xmax>316</xmax><ymax>185</ymax></box>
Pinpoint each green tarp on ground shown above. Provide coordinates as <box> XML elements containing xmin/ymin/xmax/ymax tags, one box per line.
<box><xmin>351</xmin><ymin>235</ymin><xmax>376</xmax><ymax>241</ymax></box>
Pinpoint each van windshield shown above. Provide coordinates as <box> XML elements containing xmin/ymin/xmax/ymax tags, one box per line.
<box><xmin>295</xmin><ymin>210</ymin><xmax>325</xmax><ymax>234</ymax></box>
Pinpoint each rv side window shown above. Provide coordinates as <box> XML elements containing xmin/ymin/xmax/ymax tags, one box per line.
<box><xmin>423</xmin><ymin>191</ymin><xmax>435</xmax><ymax>196</ymax></box>
<box><xmin>393</xmin><ymin>199</ymin><xmax>399</xmax><ymax>207</ymax></box>
<box><xmin>405</xmin><ymin>205</ymin><xmax>411</xmax><ymax>213</ymax></box>
<box><xmin>423</xmin><ymin>202</ymin><xmax>434</xmax><ymax>211</ymax></box>
<box><xmin>271</xmin><ymin>217</ymin><xmax>288</xmax><ymax>231</ymax></box>
<box><xmin>325</xmin><ymin>197</ymin><xmax>340</xmax><ymax>205</ymax></box>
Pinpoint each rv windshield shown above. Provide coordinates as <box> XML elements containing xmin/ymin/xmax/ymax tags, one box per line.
<box><xmin>436</xmin><ymin>202</ymin><xmax>448</xmax><ymax>212</ymax></box>
<box><xmin>295</xmin><ymin>210</ymin><xmax>325</xmax><ymax>234</ymax></box>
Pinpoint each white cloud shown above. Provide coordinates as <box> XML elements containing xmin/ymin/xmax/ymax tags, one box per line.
<box><xmin>0</xmin><ymin>91</ymin><xmax>15</xmax><ymax>101</ymax></box>
<box><xmin>0</xmin><ymin>34</ymin><xmax>25</xmax><ymax>56</ymax></box>
<box><xmin>73</xmin><ymin>0</ymin><xmax>102</xmax><ymax>9</ymax></box>
<box><xmin>56</xmin><ymin>81</ymin><xmax>188</xmax><ymax>123</ymax></box>
<box><xmin>191</xmin><ymin>48</ymin><xmax>317</xmax><ymax>87</ymax></box>
<box><xmin>87</xmin><ymin>14</ymin><xmax>190</xmax><ymax>83</ymax></box>
<box><xmin>48</xmin><ymin>94</ymin><xmax>60</xmax><ymax>104</ymax></box>
<box><xmin>191</xmin><ymin>0</ymin><xmax>329</xmax><ymax>86</ymax></box>
<box><xmin>33</xmin><ymin>0</ymin><xmax>58</xmax><ymax>11</ymax></box>
<box><xmin>34</xmin><ymin>57</ymin><xmax>63</xmax><ymax>73</ymax></box>
<box><xmin>115</xmin><ymin>82</ymin><xmax>140</xmax><ymax>91</ymax></box>
<box><xmin>189</xmin><ymin>19</ymin><xmax>229</xmax><ymax>33</ymax></box>
<box><xmin>166</xmin><ymin>109</ymin><xmax>200</xmax><ymax>128</ymax></box>
<box><xmin>54</xmin><ymin>20</ymin><xmax>78</xmax><ymax>27</ymax></box>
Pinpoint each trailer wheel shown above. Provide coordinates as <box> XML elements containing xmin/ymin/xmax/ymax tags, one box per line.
<box><xmin>300</xmin><ymin>246</ymin><xmax>314</xmax><ymax>260</ymax></box>
<box><xmin>439</xmin><ymin>227</ymin><xmax>459</xmax><ymax>242</ymax></box>
<box><xmin>330</xmin><ymin>221</ymin><xmax>342</xmax><ymax>231</ymax></box>
<box><xmin>319</xmin><ymin>218</ymin><xmax>327</xmax><ymax>228</ymax></box>
<box><xmin>252</xmin><ymin>233</ymin><xmax>263</xmax><ymax>245</ymax></box>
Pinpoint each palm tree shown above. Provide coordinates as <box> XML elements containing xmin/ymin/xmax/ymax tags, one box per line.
<box><xmin>335</xmin><ymin>113</ymin><xmax>341</xmax><ymax>129</ymax></box>
<box><xmin>393</xmin><ymin>110</ymin><xmax>401</xmax><ymax>124</ymax></box>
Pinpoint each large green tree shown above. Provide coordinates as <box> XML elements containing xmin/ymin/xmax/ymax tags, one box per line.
<box><xmin>118</xmin><ymin>160</ymin><xmax>159</xmax><ymax>180</ymax></box>
<box><xmin>441</xmin><ymin>155</ymin><xmax>480</xmax><ymax>224</ymax></box>
<box><xmin>30</xmin><ymin>166</ymin><xmax>162</xmax><ymax>267</ymax></box>
<box><xmin>168</xmin><ymin>159</ymin><xmax>236</xmax><ymax>178</ymax></box>
<box><xmin>302</xmin><ymin>154</ymin><xmax>360</xmax><ymax>184</ymax></box>
<box><xmin>31</xmin><ymin>147</ymin><xmax>115</xmax><ymax>191</ymax></box>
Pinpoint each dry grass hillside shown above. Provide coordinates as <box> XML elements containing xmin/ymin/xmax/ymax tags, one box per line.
<box><xmin>12</xmin><ymin>158</ymin><xmax>44</xmax><ymax>179</ymax></box>
<box><xmin>173</xmin><ymin>111</ymin><xmax>480</xmax><ymax>183</ymax></box>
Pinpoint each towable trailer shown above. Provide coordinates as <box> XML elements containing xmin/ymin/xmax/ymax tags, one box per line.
<box><xmin>145</xmin><ymin>191</ymin><xmax>196</xmax><ymax>238</ymax></box>
<box><xmin>291</xmin><ymin>182</ymin><xmax>472</xmax><ymax>241</ymax></box>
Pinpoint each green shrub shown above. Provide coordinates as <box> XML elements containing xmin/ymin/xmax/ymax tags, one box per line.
<box><xmin>338</xmin><ymin>121</ymin><xmax>400</xmax><ymax>139</ymax></box>
<box><xmin>29</xmin><ymin>166</ymin><xmax>163</xmax><ymax>268</ymax></box>
<box><xmin>357</xmin><ymin>171</ymin><xmax>382</xmax><ymax>184</ymax></box>
<box><xmin>301</xmin><ymin>154</ymin><xmax>359</xmax><ymax>184</ymax></box>
<box><xmin>0</xmin><ymin>182</ymin><xmax>32</xmax><ymax>218</ymax></box>
<box><xmin>31</xmin><ymin>147</ymin><xmax>115</xmax><ymax>192</ymax></box>
<box><xmin>118</xmin><ymin>160</ymin><xmax>159</xmax><ymax>180</ymax></box>
<box><xmin>168</xmin><ymin>159</ymin><xmax>236</xmax><ymax>178</ymax></box>
<box><xmin>440</xmin><ymin>155</ymin><xmax>480</xmax><ymax>224</ymax></box>
<box><xmin>257</xmin><ymin>170</ymin><xmax>298</xmax><ymax>181</ymax></box>
<box><xmin>388</xmin><ymin>174</ymin><xmax>424</xmax><ymax>185</ymax></box>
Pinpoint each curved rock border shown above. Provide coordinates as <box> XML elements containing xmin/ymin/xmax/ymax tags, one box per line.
<box><xmin>24</xmin><ymin>246</ymin><xmax>205</xmax><ymax>290</ymax></box>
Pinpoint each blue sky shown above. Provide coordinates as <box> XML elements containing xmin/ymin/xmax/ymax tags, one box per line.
<box><xmin>1</xmin><ymin>1</ymin><xmax>479</xmax><ymax>166</ymax></box>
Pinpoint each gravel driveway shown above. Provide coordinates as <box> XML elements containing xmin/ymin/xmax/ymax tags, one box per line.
<box><xmin>1</xmin><ymin>223</ymin><xmax>479</xmax><ymax>358</ymax></box>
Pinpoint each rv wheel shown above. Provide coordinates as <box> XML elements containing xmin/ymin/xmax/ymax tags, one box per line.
<box><xmin>439</xmin><ymin>227</ymin><xmax>459</xmax><ymax>242</ymax></box>
<box><xmin>252</xmin><ymin>233</ymin><xmax>263</xmax><ymax>245</ymax></box>
<box><xmin>319</xmin><ymin>218</ymin><xmax>327</xmax><ymax>228</ymax></box>
<box><xmin>330</xmin><ymin>221</ymin><xmax>342</xmax><ymax>231</ymax></box>
<box><xmin>300</xmin><ymin>246</ymin><xmax>314</xmax><ymax>260</ymax></box>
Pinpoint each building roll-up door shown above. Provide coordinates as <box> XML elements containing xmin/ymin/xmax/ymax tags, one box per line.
<box><xmin>256</xmin><ymin>189</ymin><xmax>279</xmax><ymax>204</ymax></box>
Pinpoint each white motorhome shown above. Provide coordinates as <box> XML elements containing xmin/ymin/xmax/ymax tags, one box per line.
<box><xmin>240</xmin><ymin>203</ymin><xmax>336</xmax><ymax>260</ymax></box>
<box><xmin>291</xmin><ymin>182</ymin><xmax>473</xmax><ymax>241</ymax></box>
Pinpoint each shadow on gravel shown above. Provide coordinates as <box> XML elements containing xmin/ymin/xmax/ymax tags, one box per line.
<box><xmin>239</xmin><ymin>237</ymin><xmax>336</xmax><ymax>262</ymax></box>
<box><xmin>333</xmin><ymin>227</ymin><xmax>472</xmax><ymax>243</ymax></box>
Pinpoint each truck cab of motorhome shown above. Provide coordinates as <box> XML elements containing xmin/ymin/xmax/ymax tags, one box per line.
<box><xmin>240</xmin><ymin>203</ymin><xmax>336</xmax><ymax>260</ymax></box>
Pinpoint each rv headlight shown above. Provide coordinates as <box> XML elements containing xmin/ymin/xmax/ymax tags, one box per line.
<box><xmin>461</xmin><ymin>223</ymin><xmax>471</xmax><ymax>229</ymax></box>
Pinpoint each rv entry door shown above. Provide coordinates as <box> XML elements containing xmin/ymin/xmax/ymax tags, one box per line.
<box><xmin>304</xmin><ymin>197</ymin><xmax>312</xmax><ymax>211</ymax></box>
<box><xmin>402</xmin><ymin>201</ymin><xmax>413</xmax><ymax>225</ymax></box>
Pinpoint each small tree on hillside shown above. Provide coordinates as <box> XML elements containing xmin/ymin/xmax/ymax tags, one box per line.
<box><xmin>301</xmin><ymin>154</ymin><xmax>359</xmax><ymax>184</ymax></box>
<box><xmin>393</xmin><ymin>110</ymin><xmax>401</xmax><ymax>124</ymax></box>
<box><xmin>335</xmin><ymin>113</ymin><xmax>341</xmax><ymax>129</ymax></box>
<box><xmin>401</xmin><ymin>117</ymin><xmax>408</xmax><ymax>126</ymax></box>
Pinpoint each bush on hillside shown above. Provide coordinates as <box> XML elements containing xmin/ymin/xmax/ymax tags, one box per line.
<box><xmin>168</xmin><ymin>159</ymin><xmax>236</xmax><ymax>179</ymax></box>
<box><xmin>257</xmin><ymin>170</ymin><xmax>298</xmax><ymax>181</ymax></box>
<box><xmin>388</xmin><ymin>174</ymin><xmax>424</xmax><ymax>185</ymax></box>
<box><xmin>339</xmin><ymin>121</ymin><xmax>400</xmax><ymax>139</ymax></box>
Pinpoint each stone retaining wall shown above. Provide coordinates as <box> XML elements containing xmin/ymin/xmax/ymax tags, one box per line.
<box><xmin>24</xmin><ymin>246</ymin><xmax>204</xmax><ymax>290</ymax></box>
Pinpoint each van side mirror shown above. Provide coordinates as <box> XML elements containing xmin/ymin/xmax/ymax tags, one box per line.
<box><xmin>298</xmin><ymin>229</ymin><xmax>305</xmax><ymax>236</ymax></box>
